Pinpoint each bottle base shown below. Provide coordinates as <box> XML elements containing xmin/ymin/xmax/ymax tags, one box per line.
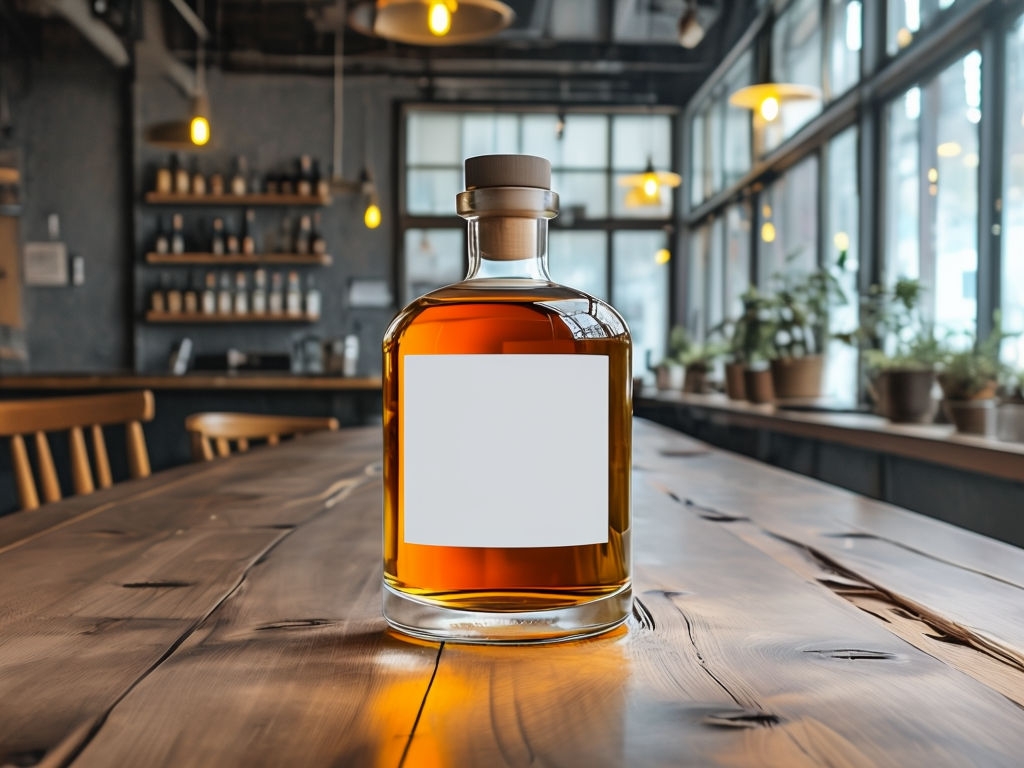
<box><xmin>383</xmin><ymin>583</ymin><xmax>632</xmax><ymax>645</ymax></box>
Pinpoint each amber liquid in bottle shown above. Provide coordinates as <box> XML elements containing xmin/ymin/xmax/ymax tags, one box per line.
<box><xmin>382</xmin><ymin>155</ymin><xmax>631</xmax><ymax>643</ymax></box>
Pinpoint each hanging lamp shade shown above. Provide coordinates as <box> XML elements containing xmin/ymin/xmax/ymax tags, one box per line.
<box><xmin>349</xmin><ymin>0</ymin><xmax>515</xmax><ymax>46</ymax></box>
<box><xmin>618</xmin><ymin>158</ymin><xmax>681</xmax><ymax>208</ymax></box>
<box><xmin>728</xmin><ymin>82</ymin><xmax>821</xmax><ymax>122</ymax></box>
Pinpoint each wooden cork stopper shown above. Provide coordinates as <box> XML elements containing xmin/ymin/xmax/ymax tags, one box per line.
<box><xmin>465</xmin><ymin>155</ymin><xmax>551</xmax><ymax>190</ymax></box>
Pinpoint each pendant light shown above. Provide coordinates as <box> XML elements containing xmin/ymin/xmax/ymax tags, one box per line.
<box><xmin>360</xmin><ymin>93</ymin><xmax>381</xmax><ymax>229</ymax></box>
<box><xmin>349</xmin><ymin>0</ymin><xmax>515</xmax><ymax>46</ymax></box>
<box><xmin>617</xmin><ymin>111</ymin><xmax>681</xmax><ymax>209</ymax></box>
<box><xmin>727</xmin><ymin>9</ymin><xmax>819</xmax><ymax>123</ymax></box>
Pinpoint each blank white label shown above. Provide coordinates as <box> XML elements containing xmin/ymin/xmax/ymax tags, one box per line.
<box><xmin>403</xmin><ymin>354</ymin><xmax>609</xmax><ymax>548</ymax></box>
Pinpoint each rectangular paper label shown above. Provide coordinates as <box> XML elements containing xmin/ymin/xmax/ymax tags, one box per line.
<box><xmin>403</xmin><ymin>354</ymin><xmax>609</xmax><ymax>548</ymax></box>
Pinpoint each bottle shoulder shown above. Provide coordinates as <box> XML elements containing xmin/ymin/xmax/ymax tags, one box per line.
<box><xmin>384</xmin><ymin>279</ymin><xmax>630</xmax><ymax>345</ymax></box>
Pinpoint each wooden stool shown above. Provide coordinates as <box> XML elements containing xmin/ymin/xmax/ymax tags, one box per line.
<box><xmin>185</xmin><ymin>413</ymin><xmax>340</xmax><ymax>462</ymax></box>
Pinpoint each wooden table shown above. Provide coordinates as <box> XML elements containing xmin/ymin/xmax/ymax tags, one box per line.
<box><xmin>1</xmin><ymin>420</ymin><xmax>1023</xmax><ymax>766</ymax></box>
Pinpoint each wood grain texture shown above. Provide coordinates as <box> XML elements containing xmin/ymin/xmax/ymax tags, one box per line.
<box><xmin>0</xmin><ymin>422</ymin><xmax>1023</xmax><ymax>767</ymax></box>
<box><xmin>640</xmin><ymin>390</ymin><xmax>1024</xmax><ymax>482</ymax></box>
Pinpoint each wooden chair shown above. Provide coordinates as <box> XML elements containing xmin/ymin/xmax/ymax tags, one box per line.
<box><xmin>0</xmin><ymin>390</ymin><xmax>154</xmax><ymax>512</ymax></box>
<box><xmin>185</xmin><ymin>413</ymin><xmax>340</xmax><ymax>462</ymax></box>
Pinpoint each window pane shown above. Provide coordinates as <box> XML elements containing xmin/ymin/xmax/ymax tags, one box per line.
<box><xmin>707</xmin><ymin>218</ymin><xmax>725</xmax><ymax>336</ymax></box>
<box><xmin>406</xmin><ymin>113</ymin><xmax>460</xmax><ymax>166</ymax></box>
<box><xmin>550</xmin><ymin>231</ymin><xmax>608</xmax><ymax>300</ymax></box>
<box><xmin>722</xmin><ymin>52</ymin><xmax>753</xmax><ymax>187</ymax></box>
<box><xmin>523</xmin><ymin>114</ymin><xmax>608</xmax><ymax>169</ymax></box>
<box><xmin>613</xmin><ymin>231</ymin><xmax>670</xmax><ymax>376</ymax></box>
<box><xmin>1004</xmin><ymin>15</ymin><xmax>1024</xmax><ymax>366</ymax></box>
<box><xmin>884</xmin><ymin>52</ymin><xmax>979</xmax><ymax>336</ymax></box>
<box><xmin>554</xmin><ymin>171</ymin><xmax>608</xmax><ymax>219</ymax></box>
<box><xmin>690</xmin><ymin>105</ymin><xmax>709</xmax><ymax>207</ymax></box>
<box><xmin>407</xmin><ymin>169</ymin><xmax>462</xmax><ymax>215</ymax></box>
<box><xmin>758</xmin><ymin>155</ymin><xmax>819</xmax><ymax>284</ymax></box>
<box><xmin>825</xmin><ymin>127</ymin><xmax>860</xmax><ymax>404</ymax></box>
<box><xmin>688</xmin><ymin>224</ymin><xmax>709</xmax><ymax>336</ymax></box>
<box><xmin>612</xmin><ymin>114</ymin><xmax>671</xmax><ymax>170</ymax></box>
<box><xmin>888</xmin><ymin>0</ymin><xmax>960</xmax><ymax>56</ymax></box>
<box><xmin>461</xmin><ymin>113</ymin><xmax>519</xmax><ymax>159</ymax></box>
<box><xmin>828</xmin><ymin>0</ymin><xmax>862</xmax><ymax>98</ymax></box>
<box><xmin>768</xmin><ymin>0</ymin><xmax>823</xmax><ymax>151</ymax></box>
<box><xmin>724</xmin><ymin>201</ymin><xmax>752</xmax><ymax>319</ymax></box>
<box><xmin>404</xmin><ymin>229</ymin><xmax>464</xmax><ymax>301</ymax></box>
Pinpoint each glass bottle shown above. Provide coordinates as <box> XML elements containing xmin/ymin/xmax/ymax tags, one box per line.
<box><xmin>268</xmin><ymin>271</ymin><xmax>284</xmax><ymax>315</ymax></box>
<box><xmin>381</xmin><ymin>154</ymin><xmax>632</xmax><ymax>644</ymax></box>
<box><xmin>296</xmin><ymin>155</ymin><xmax>313</xmax><ymax>197</ymax></box>
<box><xmin>155</xmin><ymin>156</ymin><xmax>173</xmax><ymax>194</ymax></box>
<box><xmin>234</xmin><ymin>271</ymin><xmax>249</xmax><ymax>315</ymax></box>
<box><xmin>285</xmin><ymin>270</ymin><xmax>302</xmax><ymax>316</ymax></box>
<box><xmin>252</xmin><ymin>268</ymin><xmax>268</xmax><ymax>315</ymax></box>
<box><xmin>295</xmin><ymin>214</ymin><xmax>312</xmax><ymax>255</ymax></box>
<box><xmin>184</xmin><ymin>272</ymin><xmax>199</xmax><ymax>314</ymax></box>
<box><xmin>170</xmin><ymin>213</ymin><xmax>186</xmax><ymax>255</ymax></box>
<box><xmin>217</xmin><ymin>271</ymin><xmax>233</xmax><ymax>315</ymax></box>
<box><xmin>304</xmin><ymin>273</ymin><xmax>321</xmax><ymax>319</ymax></box>
<box><xmin>191</xmin><ymin>158</ymin><xmax>206</xmax><ymax>196</ymax></box>
<box><xmin>201</xmin><ymin>272</ymin><xmax>217</xmax><ymax>315</ymax></box>
<box><xmin>211</xmin><ymin>217</ymin><xmax>226</xmax><ymax>255</ymax></box>
<box><xmin>154</xmin><ymin>217</ymin><xmax>170</xmax><ymax>255</ymax></box>
<box><xmin>242</xmin><ymin>209</ymin><xmax>257</xmax><ymax>255</ymax></box>
<box><xmin>310</xmin><ymin>212</ymin><xmax>326</xmax><ymax>255</ymax></box>
<box><xmin>173</xmin><ymin>153</ymin><xmax>190</xmax><ymax>195</ymax></box>
<box><xmin>231</xmin><ymin>155</ymin><xmax>248</xmax><ymax>196</ymax></box>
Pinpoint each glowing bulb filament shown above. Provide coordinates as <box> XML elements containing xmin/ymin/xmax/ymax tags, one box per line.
<box><xmin>190</xmin><ymin>115</ymin><xmax>210</xmax><ymax>146</ymax></box>
<box><xmin>760</xmin><ymin>96</ymin><xmax>780</xmax><ymax>122</ymax></box>
<box><xmin>428</xmin><ymin>1</ymin><xmax>454</xmax><ymax>36</ymax></box>
<box><xmin>642</xmin><ymin>174</ymin><xmax>659</xmax><ymax>200</ymax></box>
<box><xmin>364</xmin><ymin>202</ymin><xmax>382</xmax><ymax>229</ymax></box>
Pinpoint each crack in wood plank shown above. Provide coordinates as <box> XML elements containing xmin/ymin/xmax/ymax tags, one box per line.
<box><xmin>398</xmin><ymin>642</ymin><xmax>445</xmax><ymax>768</ymax></box>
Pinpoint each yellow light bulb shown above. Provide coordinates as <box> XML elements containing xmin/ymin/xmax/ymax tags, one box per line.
<box><xmin>833</xmin><ymin>231</ymin><xmax>850</xmax><ymax>252</ymax></box>
<box><xmin>428</xmin><ymin>1</ymin><xmax>453</xmax><ymax>36</ymax></box>
<box><xmin>759</xmin><ymin>96</ymin><xmax>780</xmax><ymax>122</ymax></box>
<box><xmin>364</xmin><ymin>202</ymin><xmax>382</xmax><ymax>229</ymax></box>
<box><xmin>190</xmin><ymin>115</ymin><xmax>210</xmax><ymax>146</ymax></box>
<box><xmin>642</xmin><ymin>174</ymin><xmax>659</xmax><ymax>199</ymax></box>
<box><xmin>761</xmin><ymin>222</ymin><xmax>776</xmax><ymax>243</ymax></box>
<box><xmin>654</xmin><ymin>248</ymin><xmax>671</xmax><ymax>265</ymax></box>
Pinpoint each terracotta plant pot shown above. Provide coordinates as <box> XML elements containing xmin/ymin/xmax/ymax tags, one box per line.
<box><xmin>868</xmin><ymin>371</ymin><xmax>890</xmax><ymax>419</ymax></box>
<box><xmin>744</xmin><ymin>368</ymin><xmax>775</xmax><ymax>404</ymax></box>
<box><xmin>937</xmin><ymin>374</ymin><xmax>999</xmax><ymax>402</ymax></box>
<box><xmin>884</xmin><ymin>368</ymin><xmax>937</xmax><ymax>424</ymax></box>
<box><xmin>724</xmin><ymin>362</ymin><xmax>746</xmax><ymax>401</ymax></box>
<box><xmin>655</xmin><ymin>365</ymin><xmax>684</xmax><ymax>391</ymax></box>
<box><xmin>943</xmin><ymin>399</ymin><xmax>997</xmax><ymax>436</ymax></box>
<box><xmin>683</xmin><ymin>364</ymin><xmax>711</xmax><ymax>394</ymax></box>
<box><xmin>769</xmin><ymin>355</ymin><xmax>824</xmax><ymax>399</ymax></box>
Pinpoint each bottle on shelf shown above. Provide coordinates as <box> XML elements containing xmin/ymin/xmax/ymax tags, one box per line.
<box><xmin>311</xmin><ymin>212</ymin><xmax>326</xmax><ymax>256</ymax></box>
<box><xmin>184</xmin><ymin>272</ymin><xmax>199</xmax><ymax>314</ymax></box>
<box><xmin>154</xmin><ymin>217</ymin><xmax>170</xmax><ymax>255</ymax></box>
<box><xmin>231</xmin><ymin>156</ymin><xmax>248</xmax><ymax>196</ymax></box>
<box><xmin>342</xmin><ymin>328</ymin><xmax>359</xmax><ymax>377</ymax></box>
<box><xmin>296</xmin><ymin>155</ymin><xmax>313</xmax><ymax>197</ymax></box>
<box><xmin>170</xmin><ymin>213</ymin><xmax>186</xmax><ymax>255</ymax></box>
<box><xmin>217</xmin><ymin>271</ymin><xmax>233</xmax><ymax>315</ymax></box>
<box><xmin>242</xmin><ymin>209</ymin><xmax>257</xmax><ymax>255</ymax></box>
<box><xmin>211</xmin><ymin>217</ymin><xmax>226</xmax><ymax>256</ymax></box>
<box><xmin>295</xmin><ymin>215</ymin><xmax>312</xmax><ymax>255</ymax></box>
<box><xmin>173</xmin><ymin>153</ymin><xmax>190</xmax><ymax>195</ymax></box>
<box><xmin>234</xmin><ymin>271</ymin><xmax>249</xmax><ymax>316</ymax></box>
<box><xmin>305</xmin><ymin>273</ymin><xmax>321</xmax><ymax>320</ymax></box>
<box><xmin>265</xmin><ymin>174</ymin><xmax>279</xmax><ymax>195</ymax></box>
<box><xmin>269</xmin><ymin>271</ymin><xmax>284</xmax><ymax>315</ymax></box>
<box><xmin>277</xmin><ymin>216</ymin><xmax>293</xmax><ymax>254</ymax></box>
<box><xmin>166</xmin><ymin>273</ymin><xmax>183</xmax><ymax>315</ymax></box>
<box><xmin>210</xmin><ymin>172</ymin><xmax>225</xmax><ymax>196</ymax></box>
<box><xmin>226</xmin><ymin>219</ymin><xmax>240</xmax><ymax>255</ymax></box>
<box><xmin>285</xmin><ymin>270</ymin><xmax>302</xmax><ymax>317</ymax></box>
<box><xmin>252</xmin><ymin>268</ymin><xmax>268</xmax><ymax>316</ymax></box>
<box><xmin>381</xmin><ymin>154</ymin><xmax>632</xmax><ymax>644</ymax></box>
<box><xmin>150</xmin><ymin>273</ymin><xmax>168</xmax><ymax>314</ymax></box>
<box><xmin>201</xmin><ymin>271</ymin><xmax>217</xmax><ymax>315</ymax></box>
<box><xmin>155</xmin><ymin>156</ymin><xmax>173</xmax><ymax>194</ymax></box>
<box><xmin>313</xmin><ymin>159</ymin><xmax>329</xmax><ymax>198</ymax></box>
<box><xmin>191</xmin><ymin>159</ymin><xmax>206</xmax><ymax>196</ymax></box>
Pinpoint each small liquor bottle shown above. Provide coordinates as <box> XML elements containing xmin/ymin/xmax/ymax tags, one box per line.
<box><xmin>296</xmin><ymin>155</ymin><xmax>313</xmax><ymax>197</ymax></box>
<box><xmin>155</xmin><ymin>156</ymin><xmax>173</xmax><ymax>194</ymax></box>
<box><xmin>304</xmin><ymin>273</ymin><xmax>321</xmax><ymax>320</ymax></box>
<box><xmin>295</xmin><ymin>215</ymin><xmax>312</xmax><ymax>255</ymax></box>
<box><xmin>231</xmin><ymin>156</ymin><xmax>248</xmax><ymax>196</ymax></box>
<box><xmin>211</xmin><ymin>217</ymin><xmax>226</xmax><ymax>256</ymax></box>
<box><xmin>241</xmin><ymin>209</ymin><xmax>257</xmax><ymax>255</ymax></box>
<box><xmin>183</xmin><ymin>272</ymin><xmax>199</xmax><ymax>314</ymax></box>
<box><xmin>382</xmin><ymin>155</ymin><xmax>632</xmax><ymax>644</ymax></box>
<box><xmin>251</xmin><ymin>268</ymin><xmax>268</xmax><ymax>315</ymax></box>
<box><xmin>234</xmin><ymin>272</ymin><xmax>249</xmax><ymax>315</ymax></box>
<box><xmin>191</xmin><ymin>160</ymin><xmax>207</xmax><ymax>196</ymax></box>
<box><xmin>209</xmin><ymin>173</ymin><xmax>225</xmax><ymax>196</ymax></box>
<box><xmin>154</xmin><ymin>217</ymin><xmax>170</xmax><ymax>255</ymax></box>
<box><xmin>201</xmin><ymin>272</ymin><xmax>217</xmax><ymax>315</ymax></box>
<box><xmin>217</xmin><ymin>271</ymin><xmax>233</xmax><ymax>315</ymax></box>
<box><xmin>268</xmin><ymin>272</ymin><xmax>284</xmax><ymax>315</ymax></box>
<box><xmin>173</xmin><ymin>154</ymin><xmax>190</xmax><ymax>195</ymax></box>
<box><xmin>310</xmin><ymin>212</ymin><xmax>326</xmax><ymax>255</ymax></box>
<box><xmin>166</xmin><ymin>274</ymin><xmax>183</xmax><ymax>314</ymax></box>
<box><xmin>170</xmin><ymin>213</ymin><xmax>186</xmax><ymax>255</ymax></box>
<box><xmin>225</xmin><ymin>222</ymin><xmax>240</xmax><ymax>255</ymax></box>
<box><xmin>285</xmin><ymin>270</ymin><xmax>302</xmax><ymax>317</ymax></box>
<box><xmin>313</xmin><ymin>159</ymin><xmax>329</xmax><ymax>198</ymax></box>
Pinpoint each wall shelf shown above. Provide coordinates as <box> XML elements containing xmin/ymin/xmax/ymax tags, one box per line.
<box><xmin>144</xmin><ymin>192</ymin><xmax>331</xmax><ymax>207</ymax></box>
<box><xmin>145</xmin><ymin>252</ymin><xmax>332</xmax><ymax>266</ymax></box>
<box><xmin>145</xmin><ymin>312</ymin><xmax>318</xmax><ymax>324</ymax></box>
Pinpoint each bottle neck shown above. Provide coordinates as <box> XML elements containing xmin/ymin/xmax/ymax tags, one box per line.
<box><xmin>465</xmin><ymin>217</ymin><xmax>551</xmax><ymax>281</ymax></box>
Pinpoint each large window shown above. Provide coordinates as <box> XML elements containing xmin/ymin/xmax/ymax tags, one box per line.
<box><xmin>724</xmin><ymin>202</ymin><xmax>752</xmax><ymax>320</ymax></box>
<box><xmin>1003</xmin><ymin>15</ymin><xmax>1024</xmax><ymax>367</ymax></box>
<box><xmin>884</xmin><ymin>51</ymin><xmax>980</xmax><ymax>335</ymax></box>
<box><xmin>402</xmin><ymin>107</ymin><xmax>675</xmax><ymax>376</ymax></box>
<box><xmin>828</xmin><ymin>0</ymin><xmax>862</xmax><ymax>98</ymax></box>
<box><xmin>767</xmin><ymin>0</ymin><xmax>823</xmax><ymax>151</ymax></box>
<box><xmin>758</xmin><ymin>156</ymin><xmax>819</xmax><ymax>284</ymax></box>
<box><xmin>888</xmin><ymin>0</ymin><xmax>961</xmax><ymax>56</ymax></box>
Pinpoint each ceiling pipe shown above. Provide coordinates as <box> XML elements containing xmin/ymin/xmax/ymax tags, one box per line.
<box><xmin>26</xmin><ymin>0</ymin><xmax>128</xmax><ymax>67</ymax></box>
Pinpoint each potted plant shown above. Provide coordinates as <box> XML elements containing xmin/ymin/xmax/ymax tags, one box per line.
<box><xmin>734</xmin><ymin>288</ymin><xmax>777</xmax><ymax>404</ymax></box>
<box><xmin>680</xmin><ymin>339</ymin><xmax>727</xmax><ymax>394</ymax></box>
<box><xmin>766</xmin><ymin>258</ymin><xmax>848</xmax><ymax>399</ymax></box>
<box><xmin>850</xmin><ymin>279</ymin><xmax>942</xmax><ymax>424</ymax></box>
<box><xmin>647</xmin><ymin>326</ymin><xmax>689</xmax><ymax>391</ymax></box>
<box><xmin>937</xmin><ymin>313</ymin><xmax>1015</xmax><ymax>436</ymax></box>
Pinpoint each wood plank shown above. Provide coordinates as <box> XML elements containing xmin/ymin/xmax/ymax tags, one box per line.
<box><xmin>410</xmin><ymin>476</ymin><xmax>1024</xmax><ymax>767</ymax></box>
<box><xmin>144</xmin><ymin>192</ymin><xmax>331</xmax><ymax>206</ymax></box>
<box><xmin>145</xmin><ymin>252</ymin><xmax>332</xmax><ymax>266</ymax></box>
<box><xmin>0</xmin><ymin>374</ymin><xmax>382</xmax><ymax>392</ymax></box>
<box><xmin>145</xmin><ymin>311</ymin><xmax>317</xmax><ymax>324</ymax></box>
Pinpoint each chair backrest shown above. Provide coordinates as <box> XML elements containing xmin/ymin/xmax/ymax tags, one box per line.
<box><xmin>0</xmin><ymin>390</ymin><xmax>155</xmax><ymax>512</ymax></box>
<box><xmin>184</xmin><ymin>412</ymin><xmax>340</xmax><ymax>462</ymax></box>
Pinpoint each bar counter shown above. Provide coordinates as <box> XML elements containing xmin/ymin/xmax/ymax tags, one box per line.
<box><xmin>0</xmin><ymin>420</ymin><xmax>1022</xmax><ymax>766</ymax></box>
<box><xmin>0</xmin><ymin>372</ymin><xmax>382</xmax><ymax>391</ymax></box>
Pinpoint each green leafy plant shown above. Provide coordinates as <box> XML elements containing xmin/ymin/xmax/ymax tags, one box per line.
<box><xmin>711</xmin><ymin>287</ymin><xmax>775</xmax><ymax>367</ymax></box>
<box><xmin>766</xmin><ymin>255</ymin><xmax>849</xmax><ymax>360</ymax></box>
<box><xmin>937</xmin><ymin>311</ymin><xmax>1017</xmax><ymax>400</ymax></box>
<box><xmin>841</xmin><ymin>278</ymin><xmax>942</xmax><ymax>371</ymax></box>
